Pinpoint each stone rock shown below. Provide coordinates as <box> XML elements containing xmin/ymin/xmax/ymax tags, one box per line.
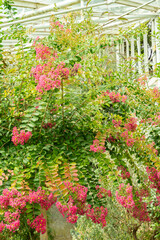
<box><xmin>48</xmin><ymin>205</ymin><xmax>74</xmax><ymax>240</ymax></box>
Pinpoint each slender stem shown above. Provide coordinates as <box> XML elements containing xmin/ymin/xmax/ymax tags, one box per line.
<box><xmin>0</xmin><ymin>125</ymin><xmax>12</xmax><ymax>132</ymax></box>
<box><xmin>61</xmin><ymin>78</ymin><xmax>64</xmax><ymax>126</ymax></box>
<box><xmin>0</xmin><ymin>140</ymin><xmax>10</xmax><ymax>150</ymax></box>
<box><xmin>38</xmin><ymin>92</ymin><xmax>53</xmax><ymax>141</ymax></box>
<box><xmin>17</xmin><ymin>37</ymin><xmax>25</xmax><ymax>114</ymax></box>
<box><xmin>132</xmin><ymin>225</ymin><xmax>140</xmax><ymax>240</ymax></box>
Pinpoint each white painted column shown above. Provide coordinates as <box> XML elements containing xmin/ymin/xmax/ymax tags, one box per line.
<box><xmin>126</xmin><ymin>39</ymin><xmax>130</xmax><ymax>77</ymax></box>
<box><xmin>116</xmin><ymin>44</ymin><xmax>120</xmax><ymax>70</ymax></box>
<box><xmin>126</xmin><ymin>39</ymin><xmax>129</xmax><ymax>59</ymax></box>
<box><xmin>121</xmin><ymin>41</ymin><xmax>124</xmax><ymax>55</ymax></box>
<box><xmin>131</xmin><ymin>37</ymin><xmax>135</xmax><ymax>72</ymax></box>
<box><xmin>120</xmin><ymin>41</ymin><xmax>124</xmax><ymax>64</ymax></box>
<box><xmin>152</xmin><ymin>19</ymin><xmax>157</xmax><ymax>70</ymax></box>
<box><xmin>143</xmin><ymin>33</ymin><xmax>149</xmax><ymax>73</ymax></box>
<box><xmin>137</xmin><ymin>36</ymin><xmax>142</xmax><ymax>74</ymax></box>
<box><xmin>155</xmin><ymin>17</ymin><xmax>160</xmax><ymax>64</ymax></box>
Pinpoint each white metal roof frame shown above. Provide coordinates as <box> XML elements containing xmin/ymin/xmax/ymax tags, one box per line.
<box><xmin>0</xmin><ymin>0</ymin><xmax>160</xmax><ymax>37</ymax></box>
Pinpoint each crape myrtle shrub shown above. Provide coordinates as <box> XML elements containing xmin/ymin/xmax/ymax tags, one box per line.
<box><xmin>0</xmin><ymin>4</ymin><xmax>160</xmax><ymax>240</ymax></box>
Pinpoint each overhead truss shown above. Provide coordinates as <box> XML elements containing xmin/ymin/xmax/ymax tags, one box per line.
<box><xmin>0</xmin><ymin>0</ymin><xmax>160</xmax><ymax>37</ymax></box>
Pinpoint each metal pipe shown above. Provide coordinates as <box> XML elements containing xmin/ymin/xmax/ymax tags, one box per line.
<box><xmin>116</xmin><ymin>44</ymin><xmax>120</xmax><ymax>70</ymax></box>
<box><xmin>0</xmin><ymin>1</ymin><xmax>111</xmax><ymax>29</ymax></box>
<box><xmin>99</xmin><ymin>0</ymin><xmax>156</xmax><ymax>29</ymax></box>
<box><xmin>137</xmin><ymin>37</ymin><xmax>142</xmax><ymax>74</ymax></box>
<box><xmin>155</xmin><ymin>17</ymin><xmax>160</xmax><ymax>63</ymax></box>
<box><xmin>143</xmin><ymin>33</ymin><xmax>149</xmax><ymax>72</ymax></box>
<box><xmin>12</xmin><ymin>0</ymin><xmax>48</xmax><ymax>9</ymax></box>
<box><xmin>94</xmin><ymin>14</ymin><xmax>158</xmax><ymax>23</ymax></box>
<box><xmin>2</xmin><ymin>0</ymin><xmax>81</xmax><ymax>23</ymax></box>
<box><xmin>131</xmin><ymin>37</ymin><xmax>136</xmax><ymax>72</ymax></box>
<box><xmin>151</xmin><ymin>19</ymin><xmax>157</xmax><ymax>69</ymax></box>
<box><xmin>115</xmin><ymin>0</ymin><xmax>159</xmax><ymax>12</ymax></box>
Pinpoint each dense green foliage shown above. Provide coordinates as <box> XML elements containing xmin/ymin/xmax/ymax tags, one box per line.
<box><xmin>0</xmin><ymin>2</ymin><xmax>160</xmax><ymax>239</ymax></box>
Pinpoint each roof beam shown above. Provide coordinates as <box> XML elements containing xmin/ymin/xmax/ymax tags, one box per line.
<box><xmin>2</xmin><ymin>0</ymin><xmax>81</xmax><ymax>23</ymax></box>
<box><xmin>115</xmin><ymin>0</ymin><xmax>160</xmax><ymax>12</ymax></box>
<box><xmin>103</xmin><ymin>18</ymin><xmax>144</xmax><ymax>29</ymax></box>
<box><xmin>100</xmin><ymin>0</ymin><xmax>156</xmax><ymax>29</ymax></box>
<box><xmin>12</xmin><ymin>0</ymin><xmax>48</xmax><ymax>9</ymax></box>
<box><xmin>0</xmin><ymin>1</ymin><xmax>112</xmax><ymax>29</ymax></box>
<box><xmin>94</xmin><ymin>13</ymin><xmax>158</xmax><ymax>23</ymax></box>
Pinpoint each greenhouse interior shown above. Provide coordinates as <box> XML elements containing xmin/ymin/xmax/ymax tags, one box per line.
<box><xmin>0</xmin><ymin>0</ymin><xmax>160</xmax><ymax>239</ymax></box>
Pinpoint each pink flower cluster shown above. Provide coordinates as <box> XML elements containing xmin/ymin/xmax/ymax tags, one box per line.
<box><xmin>152</xmin><ymin>87</ymin><xmax>160</xmax><ymax>99</ymax></box>
<box><xmin>28</xmin><ymin>214</ymin><xmax>46</xmax><ymax>234</ymax></box>
<box><xmin>146</xmin><ymin>167</ymin><xmax>160</xmax><ymax>194</ymax></box>
<box><xmin>86</xmin><ymin>206</ymin><xmax>108</xmax><ymax>228</ymax></box>
<box><xmin>135</xmin><ymin>188</ymin><xmax>150</xmax><ymax>199</ymax></box>
<box><xmin>95</xmin><ymin>185</ymin><xmax>112</xmax><ymax>198</ymax></box>
<box><xmin>56</xmin><ymin>181</ymin><xmax>108</xmax><ymax>227</ymax></box>
<box><xmin>70</xmin><ymin>63</ymin><xmax>81</xmax><ymax>76</ymax></box>
<box><xmin>146</xmin><ymin>142</ymin><xmax>158</xmax><ymax>155</ymax></box>
<box><xmin>3</xmin><ymin>211</ymin><xmax>20</xmax><ymax>232</ymax></box>
<box><xmin>124</xmin><ymin>117</ymin><xmax>137</xmax><ymax>132</ymax></box>
<box><xmin>42</xmin><ymin>122</ymin><xmax>56</xmax><ymax>129</ymax></box>
<box><xmin>56</xmin><ymin>181</ymin><xmax>88</xmax><ymax>224</ymax></box>
<box><xmin>117</xmin><ymin>166</ymin><xmax>130</xmax><ymax>179</ymax></box>
<box><xmin>11</xmin><ymin>127</ymin><xmax>32</xmax><ymax>146</ymax></box>
<box><xmin>4</xmin><ymin>210</ymin><xmax>20</xmax><ymax>223</ymax></box>
<box><xmin>0</xmin><ymin>188</ymin><xmax>56</xmax><ymax>234</ymax></box>
<box><xmin>107</xmin><ymin>135</ymin><xmax>116</xmax><ymax>143</ymax></box>
<box><xmin>50</xmin><ymin>20</ymin><xmax>71</xmax><ymax>34</ymax></box>
<box><xmin>28</xmin><ymin>188</ymin><xmax>57</xmax><ymax>210</ymax></box>
<box><xmin>56</xmin><ymin>201</ymin><xmax>78</xmax><ymax>224</ymax></box>
<box><xmin>35</xmin><ymin>74</ymin><xmax>61</xmax><ymax>93</ymax></box>
<box><xmin>120</xmin><ymin>130</ymin><xmax>135</xmax><ymax>147</ymax></box>
<box><xmin>90</xmin><ymin>139</ymin><xmax>106</xmax><ymax>153</ymax></box>
<box><xmin>141</xmin><ymin>114</ymin><xmax>160</xmax><ymax>126</ymax></box>
<box><xmin>112</xmin><ymin>119</ymin><xmax>122</xmax><ymax>127</ymax></box>
<box><xmin>104</xmin><ymin>90</ymin><xmax>127</xmax><ymax>103</ymax></box>
<box><xmin>137</xmin><ymin>75</ymin><xmax>147</xmax><ymax>86</ymax></box>
<box><xmin>32</xmin><ymin>38</ymin><xmax>81</xmax><ymax>94</ymax></box>
<box><xmin>90</xmin><ymin>133</ymin><xmax>106</xmax><ymax>153</ymax></box>
<box><xmin>116</xmin><ymin>184</ymin><xmax>135</xmax><ymax>208</ymax></box>
<box><xmin>116</xmin><ymin>183</ymin><xmax>150</xmax><ymax>222</ymax></box>
<box><xmin>50</xmin><ymin>20</ymin><xmax>64</xmax><ymax>30</ymax></box>
<box><xmin>31</xmin><ymin>61</ymin><xmax>72</xmax><ymax>93</ymax></box>
<box><xmin>35</xmin><ymin>43</ymin><xmax>51</xmax><ymax>60</ymax></box>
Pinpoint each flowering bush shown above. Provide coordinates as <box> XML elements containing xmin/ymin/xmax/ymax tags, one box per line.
<box><xmin>0</xmin><ymin>188</ymin><xmax>57</xmax><ymax>235</ymax></box>
<box><xmin>0</xmin><ymin>5</ymin><xmax>160</xmax><ymax>240</ymax></box>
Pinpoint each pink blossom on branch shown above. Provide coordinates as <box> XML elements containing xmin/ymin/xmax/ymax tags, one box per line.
<box><xmin>11</xmin><ymin>127</ymin><xmax>32</xmax><ymax>146</ymax></box>
<box><xmin>116</xmin><ymin>183</ymin><xmax>151</xmax><ymax>222</ymax></box>
<box><xmin>124</xmin><ymin>117</ymin><xmax>137</xmax><ymax>132</ymax></box>
<box><xmin>103</xmin><ymin>90</ymin><xmax>127</xmax><ymax>103</ymax></box>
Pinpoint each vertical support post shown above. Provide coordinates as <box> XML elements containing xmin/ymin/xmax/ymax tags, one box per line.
<box><xmin>131</xmin><ymin>37</ymin><xmax>135</xmax><ymax>72</ymax></box>
<box><xmin>119</xmin><ymin>41</ymin><xmax>124</xmax><ymax>65</ymax></box>
<box><xmin>121</xmin><ymin>40</ymin><xmax>124</xmax><ymax>63</ymax></box>
<box><xmin>137</xmin><ymin>36</ymin><xmax>142</xmax><ymax>74</ymax></box>
<box><xmin>155</xmin><ymin>17</ymin><xmax>160</xmax><ymax>64</ymax></box>
<box><xmin>121</xmin><ymin>41</ymin><xmax>124</xmax><ymax>55</ymax></box>
<box><xmin>116</xmin><ymin>43</ymin><xmax>120</xmax><ymax>70</ymax></box>
<box><xmin>152</xmin><ymin>19</ymin><xmax>157</xmax><ymax>70</ymax></box>
<box><xmin>126</xmin><ymin>39</ymin><xmax>130</xmax><ymax>77</ymax></box>
<box><xmin>143</xmin><ymin>33</ymin><xmax>149</xmax><ymax>73</ymax></box>
<box><xmin>126</xmin><ymin>39</ymin><xmax>129</xmax><ymax>59</ymax></box>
